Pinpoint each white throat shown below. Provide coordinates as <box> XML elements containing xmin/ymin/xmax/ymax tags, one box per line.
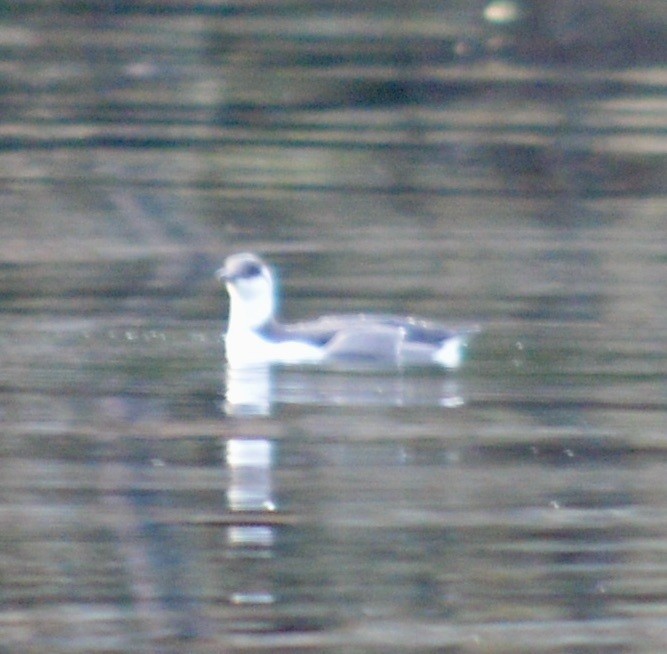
<box><xmin>226</xmin><ymin>279</ymin><xmax>275</xmax><ymax>333</ymax></box>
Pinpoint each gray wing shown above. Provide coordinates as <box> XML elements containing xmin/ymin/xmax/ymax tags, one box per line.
<box><xmin>261</xmin><ymin>316</ymin><xmax>352</xmax><ymax>347</ymax></box>
<box><xmin>256</xmin><ymin>316</ymin><xmax>405</xmax><ymax>363</ymax></box>
<box><xmin>262</xmin><ymin>313</ymin><xmax>477</xmax><ymax>365</ymax></box>
<box><xmin>325</xmin><ymin>324</ymin><xmax>404</xmax><ymax>364</ymax></box>
<box><xmin>288</xmin><ymin>313</ymin><xmax>465</xmax><ymax>344</ymax></box>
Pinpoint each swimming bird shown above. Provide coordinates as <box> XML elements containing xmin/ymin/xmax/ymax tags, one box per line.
<box><xmin>217</xmin><ymin>252</ymin><xmax>475</xmax><ymax>369</ymax></box>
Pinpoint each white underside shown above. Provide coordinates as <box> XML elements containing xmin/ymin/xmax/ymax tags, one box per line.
<box><xmin>225</xmin><ymin>329</ymin><xmax>325</xmax><ymax>367</ymax></box>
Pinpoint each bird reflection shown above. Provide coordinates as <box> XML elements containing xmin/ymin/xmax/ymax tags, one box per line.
<box><xmin>223</xmin><ymin>363</ymin><xmax>466</xmax><ymax>416</ymax></box>
<box><xmin>224</xmin><ymin>364</ymin><xmax>273</xmax><ymax>416</ymax></box>
<box><xmin>224</xmin><ymin>438</ymin><xmax>277</xmax><ymax>606</ymax></box>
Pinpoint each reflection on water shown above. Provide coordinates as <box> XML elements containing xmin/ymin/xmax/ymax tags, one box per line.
<box><xmin>1</xmin><ymin>264</ymin><xmax>666</xmax><ymax>649</ymax></box>
<box><xmin>225</xmin><ymin>439</ymin><xmax>276</xmax><ymax>607</ymax></box>
<box><xmin>1</xmin><ymin>280</ymin><xmax>667</xmax><ymax>650</ymax></box>
<box><xmin>224</xmin><ymin>363</ymin><xmax>466</xmax><ymax>416</ymax></box>
<box><xmin>0</xmin><ymin>1</ymin><xmax>666</xmax><ymax>651</ymax></box>
<box><xmin>224</xmin><ymin>365</ymin><xmax>273</xmax><ymax>416</ymax></box>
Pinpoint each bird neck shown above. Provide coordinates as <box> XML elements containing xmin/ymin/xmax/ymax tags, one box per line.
<box><xmin>227</xmin><ymin>288</ymin><xmax>275</xmax><ymax>333</ymax></box>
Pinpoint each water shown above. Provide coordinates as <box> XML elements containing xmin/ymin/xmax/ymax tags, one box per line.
<box><xmin>1</xmin><ymin>2</ymin><xmax>667</xmax><ymax>652</ymax></box>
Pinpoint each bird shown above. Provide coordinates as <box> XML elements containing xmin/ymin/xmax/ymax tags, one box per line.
<box><xmin>216</xmin><ymin>252</ymin><xmax>476</xmax><ymax>370</ymax></box>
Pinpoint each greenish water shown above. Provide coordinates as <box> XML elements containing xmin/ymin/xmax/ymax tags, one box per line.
<box><xmin>0</xmin><ymin>2</ymin><xmax>666</xmax><ymax>652</ymax></box>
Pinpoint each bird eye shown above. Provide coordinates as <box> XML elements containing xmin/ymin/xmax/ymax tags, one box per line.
<box><xmin>241</xmin><ymin>262</ymin><xmax>262</xmax><ymax>278</ymax></box>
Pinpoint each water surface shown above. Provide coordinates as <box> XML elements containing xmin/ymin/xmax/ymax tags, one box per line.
<box><xmin>1</xmin><ymin>2</ymin><xmax>666</xmax><ymax>652</ymax></box>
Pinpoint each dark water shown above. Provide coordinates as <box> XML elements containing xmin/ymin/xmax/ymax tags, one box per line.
<box><xmin>1</xmin><ymin>2</ymin><xmax>666</xmax><ymax>652</ymax></box>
